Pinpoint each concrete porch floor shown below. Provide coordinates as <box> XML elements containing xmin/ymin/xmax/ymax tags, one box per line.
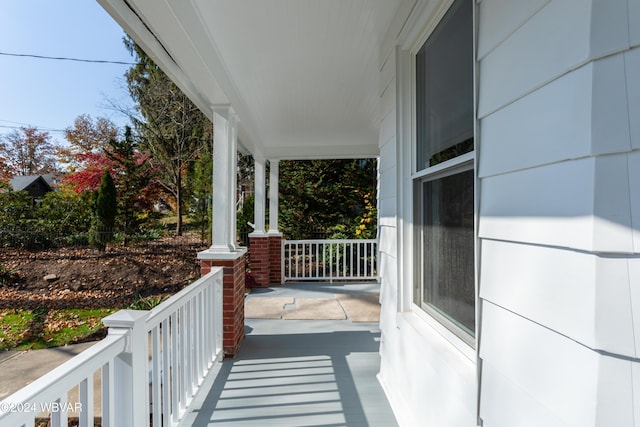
<box><xmin>179</xmin><ymin>282</ymin><xmax>398</xmax><ymax>427</ymax></box>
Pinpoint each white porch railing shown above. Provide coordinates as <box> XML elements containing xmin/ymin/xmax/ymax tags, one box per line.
<box><xmin>0</xmin><ymin>267</ymin><xmax>224</xmax><ymax>427</ymax></box>
<box><xmin>283</xmin><ymin>239</ymin><xmax>378</xmax><ymax>282</ymax></box>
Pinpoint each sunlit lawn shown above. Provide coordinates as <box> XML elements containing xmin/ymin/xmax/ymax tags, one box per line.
<box><xmin>0</xmin><ymin>308</ymin><xmax>116</xmax><ymax>351</ymax></box>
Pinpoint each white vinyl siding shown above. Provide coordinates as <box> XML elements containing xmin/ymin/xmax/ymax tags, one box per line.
<box><xmin>477</xmin><ymin>0</ymin><xmax>640</xmax><ymax>425</ymax></box>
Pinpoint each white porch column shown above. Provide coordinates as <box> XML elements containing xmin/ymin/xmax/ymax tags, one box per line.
<box><xmin>228</xmin><ymin>112</ymin><xmax>239</xmax><ymax>249</ymax></box>
<box><xmin>208</xmin><ymin>105</ymin><xmax>236</xmax><ymax>253</ymax></box>
<box><xmin>268</xmin><ymin>159</ymin><xmax>280</xmax><ymax>234</ymax></box>
<box><xmin>251</xmin><ymin>157</ymin><xmax>267</xmax><ymax>236</ymax></box>
<box><xmin>197</xmin><ymin>106</ymin><xmax>246</xmax><ymax>355</ymax></box>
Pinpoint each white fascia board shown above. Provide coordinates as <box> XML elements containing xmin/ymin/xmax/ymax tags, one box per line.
<box><xmin>98</xmin><ymin>0</ymin><xmax>222</xmax><ymax>109</ymax></box>
<box><xmin>267</xmin><ymin>143</ymin><xmax>380</xmax><ymax>160</ymax></box>
<box><xmin>98</xmin><ymin>0</ymin><xmax>262</xmax><ymax>155</ymax></box>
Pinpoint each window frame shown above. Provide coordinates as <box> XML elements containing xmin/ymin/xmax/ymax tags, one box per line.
<box><xmin>409</xmin><ymin>0</ymin><xmax>478</xmax><ymax>350</ymax></box>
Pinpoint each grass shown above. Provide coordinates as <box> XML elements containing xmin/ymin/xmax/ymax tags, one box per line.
<box><xmin>0</xmin><ymin>308</ymin><xmax>116</xmax><ymax>351</ymax></box>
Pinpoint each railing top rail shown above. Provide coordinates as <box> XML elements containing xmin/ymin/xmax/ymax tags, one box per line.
<box><xmin>145</xmin><ymin>267</ymin><xmax>223</xmax><ymax>329</ymax></box>
<box><xmin>0</xmin><ymin>333</ymin><xmax>127</xmax><ymax>422</ymax></box>
<box><xmin>284</xmin><ymin>239</ymin><xmax>378</xmax><ymax>244</ymax></box>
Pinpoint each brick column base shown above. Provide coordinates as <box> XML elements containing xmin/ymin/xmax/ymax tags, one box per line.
<box><xmin>249</xmin><ymin>235</ymin><xmax>270</xmax><ymax>287</ymax></box>
<box><xmin>268</xmin><ymin>234</ymin><xmax>283</xmax><ymax>285</ymax></box>
<box><xmin>198</xmin><ymin>248</ymin><xmax>247</xmax><ymax>357</ymax></box>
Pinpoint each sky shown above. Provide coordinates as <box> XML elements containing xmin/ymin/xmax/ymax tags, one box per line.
<box><xmin>0</xmin><ymin>1</ymin><xmax>134</xmax><ymax>144</ymax></box>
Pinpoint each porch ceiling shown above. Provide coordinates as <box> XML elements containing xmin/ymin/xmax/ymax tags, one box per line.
<box><xmin>98</xmin><ymin>0</ymin><xmax>404</xmax><ymax>159</ymax></box>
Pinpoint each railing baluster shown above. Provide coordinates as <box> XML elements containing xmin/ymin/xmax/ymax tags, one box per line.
<box><xmin>102</xmin><ymin>362</ymin><xmax>114</xmax><ymax>427</ymax></box>
<box><xmin>162</xmin><ymin>318</ymin><xmax>171</xmax><ymax>426</ymax></box>
<box><xmin>203</xmin><ymin>287</ymin><xmax>211</xmax><ymax>367</ymax></box>
<box><xmin>315</xmin><ymin>243</ymin><xmax>319</xmax><ymax>279</ymax></box>
<box><xmin>185</xmin><ymin>299</ymin><xmax>193</xmax><ymax>399</ymax></box>
<box><xmin>197</xmin><ymin>290</ymin><xmax>205</xmax><ymax>380</ymax></box>
<box><xmin>298</xmin><ymin>243</ymin><xmax>302</xmax><ymax>279</ymax></box>
<box><xmin>350</xmin><ymin>242</ymin><xmax>354</xmax><ymax>278</ymax></box>
<box><xmin>179</xmin><ymin>306</ymin><xmax>187</xmax><ymax>415</ymax></box>
<box><xmin>357</xmin><ymin>242</ymin><xmax>361</xmax><ymax>278</ymax></box>
<box><xmin>191</xmin><ymin>296</ymin><xmax>196</xmax><ymax>384</ymax></box>
<box><xmin>322</xmin><ymin>242</ymin><xmax>326</xmax><ymax>279</ymax></box>
<box><xmin>79</xmin><ymin>375</ymin><xmax>93</xmax><ymax>427</ymax></box>
<box><xmin>330</xmin><ymin>242</ymin><xmax>334</xmax><ymax>282</ymax></box>
<box><xmin>50</xmin><ymin>395</ymin><xmax>67</xmax><ymax>427</ymax></box>
<box><xmin>170</xmin><ymin>312</ymin><xmax>179</xmax><ymax>425</ymax></box>
<box><xmin>302</xmin><ymin>243</ymin><xmax>306</xmax><ymax>278</ymax></box>
<box><xmin>151</xmin><ymin>326</ymin><xmax>161</xmax><ymax>427</ymax></box>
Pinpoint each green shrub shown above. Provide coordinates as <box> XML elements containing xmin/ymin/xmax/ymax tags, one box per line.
<box><xmin>35</xmin><ymin>190</ymin><xmax>92</xmax><ymax>235</ymax></box>
<box><xmin>89</xmin><ymin>170</ymin><xmax>117</xmax><ymax>251</ymax></box>
<box><xmin>0</xmin><ymin>191</ymin><xmax>32</xmax><ymax>225</ymax></box>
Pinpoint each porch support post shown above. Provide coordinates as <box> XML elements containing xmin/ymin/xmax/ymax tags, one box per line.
<box><xmin>252</xmin><ymin>157</ymin><xmax>266</xmax><ymax>234</ymax></box>
<box><xmin>197</xmin><ymin>105</ymin><xmax>245</xmax><ymax>357</ymax></box>
<box><xmin>208</xmin><ymin>105</ymin><xmax>236</xmax><ymax>253</ymax></box>
<box><xmin>268</xmin><ymin>159</ymin><xmax>279</xmax><ymax>234</ymax></box>
<box><xmin>267</xmin><ymin>159</ymin><xmax>283</xmax><ymax>284</ymax></box>
<box><xmin>229</xmin><ymin>113</ymin><xmax>239</xmax><ymax>249</ymax></box>
<box><xmin>249</xmin><ymin>157</ymin><xmax>270</xmax><ymax>287</ymax></box>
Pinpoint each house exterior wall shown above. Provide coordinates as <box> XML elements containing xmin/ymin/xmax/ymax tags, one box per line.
<box><xmin>478</xmin><ymin>0</ymin><xmax>640</xmax><ymax>425</ymax></box>
<box><xmin>377</xmin><ymin>0</ymin><xmax>640</xmax><ymax>426</ymax></box>
<box><xmin>377</xmin><ymin>2</ymin><xmax>478</xmax><ymax>426</ymax></box>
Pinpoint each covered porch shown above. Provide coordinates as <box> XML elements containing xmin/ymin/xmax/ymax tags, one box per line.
<box><xmin>180</xmin><ymin>282</ymin><xmax>395</xmax><ymax>427</ymax></box>
<box><xmin>0</xmin><ymin>1</ymin><xmax>402</xmax><ymax>426</ymax></box>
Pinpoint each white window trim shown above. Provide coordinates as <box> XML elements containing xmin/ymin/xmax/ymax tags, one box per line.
<box><xmin>396</xmin><ymin>0</ymin><xmax>480</xmax><ymax>359</ymax></box>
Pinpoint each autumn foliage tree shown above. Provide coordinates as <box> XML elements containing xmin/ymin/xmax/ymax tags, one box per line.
<box><xmin>60</xmin><ymin>114</ymin><xmax>118</xmax><ymax>173</ymax></box>
<box><xmin>0</xmin><ymin>141</ymin><xmax>10</xmax><ymax>184</ymax></box>
<box><xmin>62</xmin><ymin>151</ymin><xmax>114</xmax><ymax>193</ymax></box>
<box><xmin>105</xmin><ymin>126</ymin><xmax>153</xmax><ymax>233</ymax></box>
<box><xmin>124</xmin><ymin>37</ymin><xmax>212</xmax><ymax>235</ymax></box>
<box><xmin>0</xmin><ymin>126</ymin><xmax>59</xmax><ymax>177</ymax></box>
<box><xmin>63</xmin><ymin>122</ymin><xmax>156</xmax><ymax>234</ymax></box>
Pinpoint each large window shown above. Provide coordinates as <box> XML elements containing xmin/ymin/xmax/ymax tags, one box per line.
<box><xmin>414</xmin><ymin>0</ymin><xmax>475</xmax><ymax>344</ymax></box>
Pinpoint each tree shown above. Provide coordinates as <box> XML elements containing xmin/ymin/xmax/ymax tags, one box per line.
<box><xmin>0</xmin><ymin>127</ymin><xmax>59</xmax><ymax>177</ymax></box>
<box><xmin>60</xmin><ymin>115</ymin><xmax>119</xmax><ymax>172</ymax></box>
<box><xmin>124</xmin><ymin>37</ymin><xmax>212</xmax><ymax>235</ymax></box>
<box><xmin>278</xmin><ymin>159</ymin><xmax>377</xmax><ymax>239</ymax></box>
<box><xmin>105</xmin><ymin>126</ymin><xmax>152</xmax><ymax>234</ymax></box>
<box><xmin>191</xmin><ymin>148</ymin><xmax>213</xmax><ymax>242</ymax></box>
<box><xmin>0</xmin><ymin>141</ymin><xmax>10</xmax><ymax>184</ymax></box>
<box><xmin>89</xmin><ymin>169</ymin><xmax>117</xmax><ymax>251</ymax></box>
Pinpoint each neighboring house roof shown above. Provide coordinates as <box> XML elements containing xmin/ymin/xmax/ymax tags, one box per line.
<box><xmin>9</xmin><ymin>175</ymin><xmax>54</xmax><ymax>194</ymax></box>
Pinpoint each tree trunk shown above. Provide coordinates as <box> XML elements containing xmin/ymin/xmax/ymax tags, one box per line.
<box><xmin>175</xmin><ymin>173</ymin><xmax>183</xmax><ymax>235</ymax></box>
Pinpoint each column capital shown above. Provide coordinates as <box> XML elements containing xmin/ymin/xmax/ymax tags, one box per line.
<box><xmin>211</xmin><ymin>104</ymin><xmax>236</xmax><ymax>120</ymax></box>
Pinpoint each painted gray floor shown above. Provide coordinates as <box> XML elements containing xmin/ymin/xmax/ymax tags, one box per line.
<box><xmin>179</xmin><ymin>287</ymin><xmax>397</xmax><ymax>427</ymax></box>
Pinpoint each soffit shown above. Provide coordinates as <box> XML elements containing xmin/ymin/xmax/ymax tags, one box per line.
<box><xmin>100</xmin><ymin>0</ymin><xmax>403</xmax><ymax>159</ymax></box>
